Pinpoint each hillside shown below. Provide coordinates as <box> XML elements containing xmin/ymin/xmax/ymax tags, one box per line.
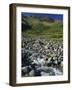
<box><xmin>22</xmin><ymin>15</ymin><xmax>63</xmax><ymax>41</ymax></box>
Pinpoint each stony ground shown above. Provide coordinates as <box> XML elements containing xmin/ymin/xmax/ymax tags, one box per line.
<box><xmin>21</xmin><ymin>37</ymin><xmax>63</xmax><ymax>77</ymax></box>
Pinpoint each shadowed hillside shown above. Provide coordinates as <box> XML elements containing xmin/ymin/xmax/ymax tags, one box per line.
<box><xmin>22</xmin><ymin>14</ymin><xmax>63</xmax><ymax>41</ymax></box>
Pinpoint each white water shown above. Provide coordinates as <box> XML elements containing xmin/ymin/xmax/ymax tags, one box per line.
<box><xmin>35</xmin><ymin>57</ymin><xmax>63</xmax><ymax>76</ymax></box>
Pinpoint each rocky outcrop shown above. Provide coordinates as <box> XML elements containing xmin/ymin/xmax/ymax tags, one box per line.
<box><xmin>21</xmin><ymin>37</ymin><xmax>63</xmax><ymax>77</ymax></box>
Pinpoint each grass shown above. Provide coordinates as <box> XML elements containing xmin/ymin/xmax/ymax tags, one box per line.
<box><xmin>22</xmin><ymin>16</ymin><xmax>63</xmax><ymax>42</ymax></box>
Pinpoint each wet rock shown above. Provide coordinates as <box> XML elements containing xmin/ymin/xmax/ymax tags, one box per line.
<box><xmin>29</xmin><ymin>70</ymin><xmax>35</xmax><ymax>76</ymax></box>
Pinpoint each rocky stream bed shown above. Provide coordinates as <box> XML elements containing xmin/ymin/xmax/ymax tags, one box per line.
<box><xmin>21</xmin><ymin>37</ymin><xmax>63</xmax><ymax>77</ymax></box>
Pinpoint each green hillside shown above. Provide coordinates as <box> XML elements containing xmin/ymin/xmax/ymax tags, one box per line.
<box><xmin>22</xmin><ymin>16</ymin><xmax>63</xmax><ymax>41</ymax></box>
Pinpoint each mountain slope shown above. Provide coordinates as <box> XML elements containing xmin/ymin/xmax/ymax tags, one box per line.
<box><xmin>22</xmin><ymin>15</ymin><xmax>63</xmax><ymax>41</ymax></box>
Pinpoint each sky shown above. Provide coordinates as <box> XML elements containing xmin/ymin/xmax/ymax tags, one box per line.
<box><xmin>22</xmin><ymin>12</ymin><xmax>63</xmax><ymax>21</ymax></box>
